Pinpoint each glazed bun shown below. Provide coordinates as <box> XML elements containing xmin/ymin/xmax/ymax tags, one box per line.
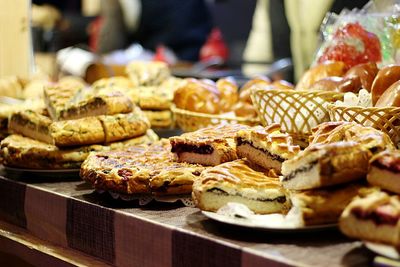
<box><xmin>271</xmin><ymin>80</ymin><xmax>294</xmax><ymax>90</ymax></box>
<box><xmin>233</xmin><ymin>101</ymin><xmax>258</xmax><ymax>118</ymax></box>
<box><xmin>295</xmin><ymin>61</ymin><xmax>346</xmax><ymax>90</ymax></box>
<box><xmin>216</xmin><ymin>77</ymin><xmax>239</xmax><ymax>112</ymax></box>
<box><xmin>344</xmin><ymin>62</ymin><xmax>378</xmax><ymax>92</ymax></box>
<box><xmin>239</xmin><ymin>77</ymin><xmax>271</xmax><ymax>103</ymax></box>
<box><xmin>173</xmin><ymin>79</ymin><xmax>220</xmax><ymax>114</ymax></box>
<box><xmin>371</xmin><ymin>65</ymin><xmax>400</xmax><ymax>105</ymax></box>
<box><xmin>309</xmin><ymin>76</ymin><xmax>361</xmax><ymax>93</ymax></box>
<box><xmin>375</xmin><ymin>80</ymin><xmax>400</xmax><ymax>107</ymax></box>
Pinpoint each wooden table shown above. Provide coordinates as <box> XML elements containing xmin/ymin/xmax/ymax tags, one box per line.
<box><xmin>0</xmin><ymin>170</ymin><xmax>374</xmax><ymax>267</ymax></box>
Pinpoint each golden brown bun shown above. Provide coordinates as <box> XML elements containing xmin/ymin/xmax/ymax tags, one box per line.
<box><xmin>173</xmin><ymin>79</ymin><xmax>220</xmax><ymax>114</ymax></box>
<box><xmin>375</xmin><ymin>80</ymin><xmax>400</xmax><ymax>107</ymax></box>
<box><xmin>216</xmin><ymin>77</ymin><xmax>239</xmax><ymax>112</ymax></box>
<box><xmin>239</xmin><ymin>77</ymin><xmax>271</xmax><ymax>103</ymax></box>
<box><xmin>344</xmin><ymin>62</ymin><xmax>378</xmax><ymax>92</ymax></box>
<box><xmin>271</xmin><ymin>80</ymin><xmax>294</xmax><ymax>90</ymax></box>
<box><xmin>295</xmin><ymin>61</ymin><xmax>346</xmax><ymax>90</ymax></box>
<box><xmin>233</xmin><ymin>101</ymin><xmax>258</xmax><ymax>118</ymax></box>
<box><xmin>309</xmin><ymin>76</ymin><xmax>362</xmax><ymax>93</ymax></box>
<box><xmin>371</xmin><ymin>65</ymin><xmax>400</xmax><ymax>105</ymax></box>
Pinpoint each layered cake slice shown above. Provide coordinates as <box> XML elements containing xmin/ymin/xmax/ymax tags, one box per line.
<box><xmin>368</xmin><ymin>150</ymin><xmax>400</xmax><ymax>194</ymax></box>
<box><xmin>169</xmin><ymin>124</ymin><xmax>250</xmax><ymax>166</ymax></box>
<box><xmin>235</xmin><ymin>124</ymin><xmax>300</xmax><ymax>172</ymax></box>
<box><xmin>192</xmin><ymin>159</ymin><xmax>290</xmax><ymax>214</ymax></box>
<box><xmin>340</xmin><ymin>190</ymin><xmax>400</xmax><ymax>246</ymax></box>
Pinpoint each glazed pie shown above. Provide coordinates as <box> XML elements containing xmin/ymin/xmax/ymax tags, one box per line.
<box><xmin>368</xmin><ymin>150</ymin><xmax>400</xmax><ymax>194</ymax></box>
<box><xmin>170</xmin><ymin>124</ymin><xmax>250</xmax><ymax>166</ymax></box>
<box><xmin>192</xmin><ymin>159</ymin><xmax>290</xmax><ymax>214</ymax></box>
<box><xmin>289</xmin><ymin>183</ymin><xmax>366</xmax><ymax>226</ymax></box>
<box><xmin>281</xmin><ymin>142</ymin><xmax>370</xmax><ymax>190</ymax></box>
<box><xmin>235</xmin><ymin>124</ymin><xmax>300</xmax><ymax>172</ymax></box>
<box><xmin>80</xmin><ymin>140</ymin><xmax>206</xmax><ymax>195</ymax></box>
<box><xmin>0</xmin><ymin>130</ymin><xmax>158</xmax><ymax>169</ymax></box>
<box><xmin>340</xmin><ymin>190</ymin><xmax>400</xmax><ymax>246</ymax></box>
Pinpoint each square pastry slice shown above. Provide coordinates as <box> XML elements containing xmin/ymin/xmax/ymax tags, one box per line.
<box><xmin>170</xmin><ymin>124</ymin><xmax>250</xmax><ymax>166</ymax></box>
<box><xmin>235</xmin><ymin>124</ymin><xmax>300</xmax><ymax>172</ymax></box>
<box><xmin>281</xmin><ymin>141</ymin><xmax>370</xmax><ymax>190</ymax></box>
<box><xmin>80</xmin><ymin>140</ymin><xmax>206</xmax><ymax>195</ymax></box>
<box><xmin>192</xmin><ymin>159</ymin><xmax>290</xmax><ymax>214</ymax></box>
<box><xmin>368</xmin><ymin>150</ymin><xmax>400</xmax><ymax>194</ymax></box>
<box><xmin>340</xmin><ymin>190</ymin><xmax>400</xmax><ymax>246</ymax></box>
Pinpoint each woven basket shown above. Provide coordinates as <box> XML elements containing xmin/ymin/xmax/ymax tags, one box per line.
<box><xmin>251</xmin><ymin>89</ymin><xmax>344</xmax><ymax>136</ymax></box>
<box><xmin>171</xmin><ymin>106</ymin><xmax>260</xmax><ymax>132</ymax></box>
<box><xmin>328</xmin><ymin>104</ymin><xmax>400</xmax><ymax>146</ymax></box>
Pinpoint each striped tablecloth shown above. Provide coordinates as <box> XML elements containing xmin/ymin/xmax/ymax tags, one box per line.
<box><xmin>0</xmin><ymin>173</ymin><xmax>373</xmax><ymax>267</ymax></box>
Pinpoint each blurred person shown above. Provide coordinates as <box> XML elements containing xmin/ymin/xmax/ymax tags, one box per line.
<box><xmin>97</xmin><ymin>0</ymin><xmax>213</xmax><ymax>61</ymax></box>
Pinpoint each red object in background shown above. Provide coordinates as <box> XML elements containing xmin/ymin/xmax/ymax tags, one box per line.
<box><xmin>199</xmin><ymin>28</ymin><xmax>229</xmax><ymax>63</ymax></box>
<box><xmin>318</xmin><ymin>22</ymin><xmax>381</xmax><ymax>69</ymax></box>
<box><xmin>88</xmin><ymin>17</ymin><xmax>103</xmax><ymax>53</ymax></box>
<box><xmin>153</xmin><ymin>45</ymin><xmax>177</xmax><ymax>65</ymax></box>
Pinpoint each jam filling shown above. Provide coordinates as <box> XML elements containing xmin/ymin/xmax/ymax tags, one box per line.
<box><xmin>171</xmin><ymin>144</ymin><xmax>214</xmax><ymax>154</ymax></box>
<box><xmin>351</xmin><ymin>207</ymin><xmax>400</xmax><ymax>226</ymax></box>
<box><xmin>371</xmin><ymin>157</ymin><xmax>400</xmax><ymax>173</ymax></box>
<box><xmin>207</xmin><ymin>187</ymin><xmax>287</xmax><ymax>203</ymax></box>
<box><xmin>236</xmin><ymin>137</ymin><xmax>285</xmax><ymax>162</ymax></box>
<box><xmin>281</xmin><ymin>160</ymin><xmax>318</xmax><ymax>182</ymax></box>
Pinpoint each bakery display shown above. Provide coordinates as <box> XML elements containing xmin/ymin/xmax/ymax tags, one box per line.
<box><xmin>169</xmin><ymin>124</ymin><xmax>250</xmax><ymax>166</ymax></box>
<box><xmin>371</xmin><ymin>65</ymin><xmax>400</xmax><ymax>105</ymax></box>
<box><xmin>289</xmin><ymin>183</ymin><xmax>366</xmax><ymax>226</ymax></box>
<box><xmin>192</xmin><ymin>159</ymin><xmax>290</xmax><ymax>214</ymax></box>
<box><xmin>44</xmin><ymin>84</ymin><xmax>83</xmax><ymax>120</ymax></box>
<box><xmin>0</xmin><ymin>130</ymin><xmax>158</xmax><ymax>169</ymax></box>
<box><xmin>340</xmin><ymin>190</ymin><xmax>400</xmax><ymax>246</ymax></box>
<box><xmin>80</xmin><ymin>140</ymin><xmax>206</xmax><ymax>195</ymax></box>
<box><xmin>368</xmin><ymin>150</ymin><xmax>400</xmax><ymax>194</ymax></box>
<box><xmin>235</xmin><ymin>124</ymin><xmax>300</xmax><ymax>172</ymax></box>
<box><xmin>126</xmin><ymin>61</ymin><xmax>171</xmax><ymax>87</ymax></box>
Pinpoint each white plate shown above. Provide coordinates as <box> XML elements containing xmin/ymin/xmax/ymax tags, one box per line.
<box><xmin>201</xmin><ymin>210</ymin><xmax>337</xmax><ymax>232</ymax></box>
<box><xmin>364</xmin><ymin>241</ymin><xmax>400</xmax><ymax>260</ymax></box>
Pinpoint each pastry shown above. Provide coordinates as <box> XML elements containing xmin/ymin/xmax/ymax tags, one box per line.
<box><xmin>0</xmin><ymin>130</ymin><xmax>158</xmax><ymax>169</ymax></box>
<box><xmin>233</xmin><ymin>101</ymin><xmax>258</xmax><ymax>118</ymax></box>
<box><xmin>295</xmin><ymin>61</ymin><xmax>346</xmax><ymax>90</ymax></box>
<box><xmin>80</xmin><ymin>140</ymin><xmax>206</xmax><ymax>195</ymax></box>
<box><xmin>173</xmin><ymin>79</ymin><xmax>220</xmax><ymax>114</ymax></box>
<box><xmin>143</xmin><ymin>110</ymin><xmax>173</xmax><ymax>128</ymax></box>
<box><xmin>192</xmin><ymin>159</ymin><xmax>290</xmax><ymax>214</ymax></box>
<box><xmin>344</xmin><ymin>62</ymin><xmax>378</xmax><ymax>92</ymax></box>
<box><xmin>371</xmin><ymin>65</ymin><xmax>400</xmax><ymax>105</ymax></box>
<box><xmin>235</xmin><ymin>124</ymin><xmax>300</xmax><ymax>172</ymax></box>
<box><xmin>92</xmin><ymin>76</ymin><xmax>133</xmax><ymax>89</ymax></box>
<box><xmin>281</xmin><ymin>141</ymin><xmax>370</xmax><ymax>190</ymax></box>
<box><xmin>131</xmin><ymin>86</ymin><xmax>172</xmax><ymax>110</ymax></box>
<box><xmin>239</xmin><ymin>77</ymin><xmax>271</xmax><ymax>103</ymax></box>
<box><xmin>368</xmin><ymin>150</ymin><xmax>400</xmax><ymax>194</ymax></box>
<box><xmin>375</xmin><ymin>80</ymin><xmax>400</xmax><ymax>107</ymax></box>
<box><xmin>126</xmin><ymin>61</ymin><xmax>170</xmax><ymax>87</ymax></box>
<box><xmin>340</xmin><ymin>190</ymin><xmax>400</xmax><ymax>246</ymax></box>
<box><xmin>216</xmin><ymin>77</ymin><xmax>239</xmax><ymax>112</ymax></box>
<box><xmin>170</xmin><ymin>124</ymin><xmax>250</xmax><ymax>166</ymax></box>
<box><xmin>289</xmin><ymin>183</ymin><xmax>366</xmax><ymax>226</ymax></box>
<box><xmin>271</xmin><ymin>80</ymin><xmax>294</xmax><ymax>90</ymax></box>
<box><xmin>309</xmin><ymin>76</ymin><xmax>362</xmax><ymax>93</ymax></box>
<box><xmin>44</xmin><ymin>84</ymin><xmax>82</xmax><ymax>120</ymax></box>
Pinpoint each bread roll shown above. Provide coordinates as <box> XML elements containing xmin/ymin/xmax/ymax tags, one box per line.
<box><xmin>295</xmin><ymin>61</ymin><xmax>346</xmax><ymax>90</ymax></box>
<box><xmin>309</xmin><ymin>76</ymin><xmax>361</xmax><ymax>93</ymax></box>
<box><xmin>216</xmin><ymin>77</ymin><xmax>239</xmax><ymax>112</ymax></box>
<box><xmin>173</xmin><ymin>79</ymin><xmax>220</xmax><ymax>114</ymax></box>
<box><xmin>375</xmin><ymin>80</ymin><xmax>400</xmax><ymax>107</ymax></box>
<box><xmin>239</xmin><ymin>77</ymin><xmax>271</xmax><ymax>103</ymax></box>
<box><xmin>371</xmin><ymin>65</ymin><xmax>400</xmax><ymax>105</ymax></box>
<box><xmin>233</xmin><ymin>101</ymin><xmax>258</xmax><ymax>118</ymax></box>
<box><xmin>344</xmin><ymin>62</ymin><xmax>378</xmax><ymax>92</ymax></box>
<box><xmin>271</xmin><ymin>80</ymin><xmax>294</xmax><ymax>90</ymax></box>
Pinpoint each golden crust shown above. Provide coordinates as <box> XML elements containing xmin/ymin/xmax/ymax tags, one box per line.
<box><xmin>192</xmin><ymin>159</ymin><xmax>290</xmax><ymax>214</ymax></box>
<box><xmin>368</xmin><ymin>150</ymin><xmax>400</xmax><ymax>194</ymax></box>
<box><xmin>44</xmin><ymin>84</ymin><xmax>82</xmax><ymax>120</ymax></box>
<box><xmin>80</xmin><ymin>140</ymin><xmax>206</xmax><ymax>195</ymax></box>
<box><xmin>143</xmin><ymin>110</ymin><xmax>173</xmax><ymax>128</ymax></box>
<box><xmin>126</xmin><ymin>61</ymin><xmax>170</xmax><ymax>87</ymax></box>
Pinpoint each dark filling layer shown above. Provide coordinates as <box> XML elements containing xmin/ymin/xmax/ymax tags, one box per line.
<box><xmin>60</xmin><ymin>97</ymin><xmax>104</xmax><ymax>119</ymax></box>
<box><xmin>371</xmin><ymin>157</ymin><xmax>400</xmax><ymax>173</ymax></box>
<box><xmin>351</xmin><ymin>207</ymin><xmax>400</xmax><ymax>226</ymax></box>
<box><xmin>171</xmin><ymin>144</ymin><xmax>214</xmax><ymax>154</ymax></box>
<box><xmin>282</xmin><ymin>160</ymin><xmax>318</xmax><ymax>182</ymax></box>
<box><xmin>207</xmin><ymin>187</ymin><xmax>287</xmax><ymax>203</ymax></box>
<box><xmin>236</xmin><ymin>137</ymin><xmax>285</xmax><ymax>162</ymax></box>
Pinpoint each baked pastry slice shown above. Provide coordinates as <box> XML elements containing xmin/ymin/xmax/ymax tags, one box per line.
<box><xmin>0</xmin><ymin>131</ymin><xmax>158</xmax><ymax>169</ymax></box>
<box><xmin>80</xmin><ymin>140</ymin><xmax>206</xmax><ymax>195</ymax></box>
<box><xmin>44</xmin><ymin>84</ymin><xmax>82</xmax><ymax>120</ymax></box>
<box><xmin>192</xmin><ymin>159</ymin><xmax>290</xmax><ymax>214</ymax></box>
<box><xmin>143</xmin><ymin>110</ymin><xmax>173</xmax><ymax>128</ymax></box>
<box><xmin>126</xmin><ymin>61</ymin><xmax>170</xmax><ymax>87</ymax></box>
<box><xmin>281</xmin><ymin>141</ymin><xmax>370</xmax><ymax>190</ymax></box>
<box><xmin>170</xmin><ymin>124</ymin><xmax>250</xmax><ymax>166</ymax></box>
<box><xmin>368</xmin><ymin>150</ymin><xmax>400</xmax><ymax>194</ymax></box>
<box><xmin>288</xmin><ymin>183</ymin><xmax>366</xmax><ymax>226</ymax></box>
<box><xmin>340</xmin><ymin>190</ymin><xmax>400</xmax><ymax>246</ymax></box>
<box><xmin>235</xmin><ymin>124</ymin><xmax>300</xmax><ymax>172</ymax></box>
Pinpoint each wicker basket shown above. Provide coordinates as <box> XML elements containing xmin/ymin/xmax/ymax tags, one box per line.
<box><xmin>251</xmin><ymin>89</ymin><xmax>344</xmax><ymax>136</ymax></box>
<box><xmin>328</xmin><ymin>104</ymin><xmax>400</xmax><ymax>146</ymax></box>
<box><xmin>171</xmin><ymin>106</ymin><xmax>260</xmax><ymax>132</ymax></box>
